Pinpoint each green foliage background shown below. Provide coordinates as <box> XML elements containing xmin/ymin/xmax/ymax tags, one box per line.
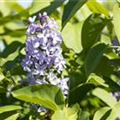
<box><xmin>0</xmin><ymin>0</ymin><xmax>120</xmax><ymax>120</ymax></box>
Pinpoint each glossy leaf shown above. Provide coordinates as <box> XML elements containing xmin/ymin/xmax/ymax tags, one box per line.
<box><xmin>69</xmin><ymin>69</ymin><xmax>86</xmax><ymax>90</ymax></box>
<box><xmin>85</xmin><ymin>43</ymin><xmax>107</xmax><ymax>76</ymax></box>
<box><xmin>94</xmin><ymin>56</ymin><xmax>114</xmax><ymax>77</ymax></box>
<box><xmin>62</xmin><ymin>0</ymin><xmax>88</xmax><ymax>28</ymax></box>
<box><xmin>68</xmin><ymin>84</ymin><xmax>94</xmax><ymax>105</ymax></box>
<box><xmin>81</xmin><ymin>14</ymin><xmax>110</xmax><ymax>50</ymax></box>
<box><xmin>12</xmin><ymin>84</ymin><xmax>64</xmax><ymax>111</ymax></box>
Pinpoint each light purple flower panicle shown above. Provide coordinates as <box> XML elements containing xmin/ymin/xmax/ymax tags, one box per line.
<box><xmin>21</xmin><ymin>12</ymin><xmax>69</xmax><ymax>97</ymax></box>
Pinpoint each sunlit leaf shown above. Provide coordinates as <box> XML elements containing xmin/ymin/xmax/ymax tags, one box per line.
<box><xmin>113</xmin><ymin>4</ymin><xmax>120</xmax><ymax>43</ymax></box>
<box><xmin>0</xmin><ymin>70</ymin><xmax>5</xmax><ymax>81</ymax></box>
<box><xmin>51</xmin><ymin>104</ymin><xmax>80</xmax><ymax>120</ymax></box>
<box><xmin>93</xmin><ymin>107</ymin><xmax>111</xmax><ymax>120</ymax></box>
<box><xmin>92</xmin><ymin>88</ymin><xmax>117</xmax><ymax>108</ymax></box>
<box><xmin>86</xmin><ymin>0</ymin><xmax>109</xmax><ymax>18</ymax></box>
<box><xmin>87</xmin><ymin>73</ymin><xmax>108</xmax><ymax>87</ymax></box>
<box><xmin>107</xmin><ymin>100</ymin><xmax>120</xmax><ymax>120</ymax></box>
<box><xmin>0</xmin><ymin>105</ymin><xmax>22</xmax><ymax>114</ymax></box>
<box><xmin>12</xmin><ymin>84</ymin><xmax>64</xmax><ymax>111</ymax></box>
<box><xmin>0</xmin><ymin>105</ymin><xmax>21</xmax><ymax>120</ymax></box>
<box><xmin>0</xmin><ymin>0</ymin><xmax>16</xmax><ymax>16</ymax></box>
<box><xmin>103</xmin><ymin>47</ymin><xmax>119</xmax><ymax>60</ymax></box>
<box><xmin>62</xmin><ymin>22</ymin><xmax>83</xmax><ymax>53</ymax></box>
<box><xmin>4</xmin><ymin>113</ymin><xmax>20</xmax><ymax>120</ymax></box>
<box><xmin>31</xmin><ymin>0</ymin><xmax>64</xmax><ymax>16</ymax></box>
<box><xmin>30</xmin><ymin>0</ymin><xmax>52</xmax><ymax>15</ymax></box>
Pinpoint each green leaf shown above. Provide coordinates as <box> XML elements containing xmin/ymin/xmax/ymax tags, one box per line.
<box><xmin>87</xmin><ymin>73</ymin><xmax>108</xmax><ymax>87</ymax></box>
<box><xmin>92</xmin><ymin>88</ymin><xmax>117</xmax><ymax>108</ymax></box>
<box><xmin>5</xmin><ymin>22</ymin><xmax>26</xmax><ymax>30</ymax></box>
<box><xmin>30</xmin><ymin>0</ymin><xmax>52</xmax><ymax>15</ymax></box>
<box><xmin>62</xmin><ymin>0</ymin><xmax>88</xmax><ymax>28</ymax></box>
<box><xmin>81</xmin><ymin>14</ymin><xmax>110</xmax><ymax>50</ymax></box>
<box><xmin>51</xmin><ymin>104</ymin><xmax>80</xmax><ymax>120</ymax></box>
<box><xmin>4</xmin><ymin>113</ymin><xmax>19</xmax><ymax>120</ymax></box>
<box><xmin>1</xmin><ymin>41</ymin><xmax>23</xmax><ymax>58</ymax></box>
<box><xmin>31</xmin><ymin>0</ymin><xmax>64</xmax><ymax>16</ymax></box>
<box><xmin>0</xmin><ymin>9</ymin><xmax>29</xmax><ymax>25</ymax></box>
<box><xmin>94</xmin><ymin>56</ymin><xmax>114</xmax><ymax>77</ymax></box>
<box><xmin>101</xmin><ymin>33</ymin><xmax>112</xmax><ymax>45</ymax></box>
<box><xmin>107</xmin><ymin>101</ymin><xmax>120</xmax><ymax>120</ymax></box>
<box><xmin>0</xmin><ymin>0</ymin><xmax>17</xmax><ymax>16</ymax></box>
<box><xmin>103</xmin><ymin>77</ymin><xmax>120</xmax><ymax>92</ymax></box>
<box><xmin>0</xmin><ymin>70</ymin><xmax>5</xmax><ymax>81</ymax></box>
<box><xmin>68</xmin><ymin>84</ymin><xmax>94</xmax><ymax>105</ymax></box>
<box><xmin>93</xmin><ymin>107</ymin><xmax>111</xmax><ymax>120</ymax></box>
<box><xmin>103</xmin><ymin>47</ymin><xmax>119</xmax><ymax>60</ymax></box>
<box><xmin>86</xmin><ymin>0</ymin><xmax>109</xmax><ymax>18</ymax></box>
<box><xmin>0</xmin><ymin>105</ymin><xmax>22</xmax><ymax>114</ymax></box>
<box><xmin>12</xmin><ymin>84</ymin><xmax>64</xmax><ymax>111</ymax></box>
<box><xmin>62</xmin><ymin>22</ymin><xmax>83</xmax><ymax>53</ymax></box>
<box><xmin>85</xmin><ymin>43</ymin><xmax>107</xmax><ymax>76</ymax></box>
<box><xmin>2</xmin><ymin>54</ymin><xmax>25</xmax><ymax>75</ymax></box>
<box><xmin>69</xmin><ymin>69</ymin><xmax>86</xmax><ymax>90</ymax></box>
<box><xmin>12</xmin><ymin>4</ymin><xmax>25</xmax><ymax>12</ymax></box>
<box><xmin>0</xmin><ymin>28</ymin><xmax>26</xmax><ymax>37</ymax></box>
<box><xmin>113</xmin><ymin>4</ymin><xmax>120</xmax><ymax>43</ymax></box>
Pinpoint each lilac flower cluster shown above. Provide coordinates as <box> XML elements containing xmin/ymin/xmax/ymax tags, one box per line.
<box><xmin>21</xmin><ymin>12</ymin><xmax>69</xmax><ymax>97</ymax></box>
